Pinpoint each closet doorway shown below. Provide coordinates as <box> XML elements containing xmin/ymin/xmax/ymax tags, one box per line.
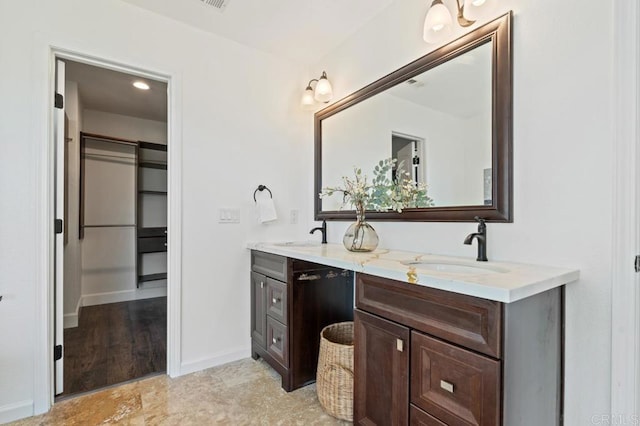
<box><xmin>55</xmin><ymin>58</ymin><xmax>169</xmax><ymax>397</ymax></box>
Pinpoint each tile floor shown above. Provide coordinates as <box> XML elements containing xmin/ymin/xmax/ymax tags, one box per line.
<box><xmin>10</xmin><ymin>358</ymin><xmax>351</xmax><ymax>425</ymax></box>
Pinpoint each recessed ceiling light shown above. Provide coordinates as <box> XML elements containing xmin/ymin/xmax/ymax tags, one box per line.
<box><xmin>133</xmin><ymin>81</ymin><xmax>150</xmax><ymax>90</ymax></box>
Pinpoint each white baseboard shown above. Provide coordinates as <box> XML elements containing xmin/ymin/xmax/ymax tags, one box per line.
<box><xmin>179</xmin><ymin>346</ymin><xmax>250</xmax><ymax>377</ymax></box>
<box><xmin>0</xmin><ymin>400</ymin><xmax>33</xmax><ymax>424</ymax></box>
<box><xmin>82</xmin><ymin>286</ymin><xmax>167</xmax><ymax>307</ymax></box>
<box><xmin>63</xmin><ymin>298</ymin><xmax>82</xmax><ymax>329</ymax></box>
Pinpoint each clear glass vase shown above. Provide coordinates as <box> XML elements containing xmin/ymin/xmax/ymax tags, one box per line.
<box><xmin>343</xmin><ymin>210</ymin><xmax>379</xmax><ymax>252</ymax></box>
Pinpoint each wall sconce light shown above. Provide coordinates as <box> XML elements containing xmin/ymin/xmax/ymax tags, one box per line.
<box><xmin>301</xmin><ymin>71</ymin><xmax>333</xmax><ymax>109</ymax></box>
<box><xmin>423</xmin><ymin>0</ymin><xmax>494</xmax><ymax>44</ymax></box>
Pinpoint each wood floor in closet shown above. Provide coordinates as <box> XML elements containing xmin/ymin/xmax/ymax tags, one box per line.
<box><xmin>63</xmin><ymin>296</ymin><xmax>167</xmax><ymax>396</ymax></box>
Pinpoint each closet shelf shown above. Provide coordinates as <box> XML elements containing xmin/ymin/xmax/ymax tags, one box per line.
<box><xmin>139</xmin><ymin>141</ymin><xmax>167</xmax><ymax>151</ymax></box>
<box><xmin>139</xmin><ymin>161</ymin><xmax>167</xmax><ymax>170</ymax></box>
<box><xmin>138</xmin><ymin>273</ymin><xmax>167</xmax><ymax>283</ymax></box>
<box><xmin>137</xmin><ymin>139</ymin><xmax>168</xmax><ymax>288</ymax></box>
<box><xmin>138</xmin><ymin>190</ymin><xmax>167</xmax><ymax>195</ymax></box>
<box><xmin>138</xmin><ymin>227</ymin><xmax>167</xmax><ymax>237</ymax></box>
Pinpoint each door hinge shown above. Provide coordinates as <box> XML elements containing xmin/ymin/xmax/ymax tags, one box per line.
<box><xmin>54</xmin><ymin>345</ymin><xmax>62</xmax><ymax>361</ymax></box>
<box><xmin>54</xmin><ymin>93</ymin><xmax>63</xmax><ymax>109</ymax></box>
<box><xmin>635</xmin><ymin>255</ymin><xmax>640</xmax><ymax>273</ymax></box>
<box><xmin>55</xmin><ymin>219</ymin><xmax>63</xmax><ymax>234</ymax></box>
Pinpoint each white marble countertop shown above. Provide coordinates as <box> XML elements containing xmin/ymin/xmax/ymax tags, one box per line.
<box><xmin>247</xmin><ymin>242</ymin><xmax>579</xmax><ymax>303</ymax></box>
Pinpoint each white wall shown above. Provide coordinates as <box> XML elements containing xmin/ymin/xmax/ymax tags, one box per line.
<box><xmin>310</xmin><ymin>0</ymin><xmax>613</xmax><ymax>424</ymax></box>
<box><xmin>80</xmin><ymin>111</ymin><xmax>167</xmax><ymax>305</ymax></box>
<box><xmin>321</xmin><ymin>91</ymin><xmax>489</xmax><ymax>210</ymax></box>
<box><xmin>62</xmin><ymin>81</ymin><xmax>83</xmax><ymax>328</ymax></box>
<box><xmin>0</xmin><ymin>0</ymin><xmax>308</xmax><ymax>422</ymax></box>
<box><xmin>83</xmin><ymin>110</ymin><xmax>167</xmax><ymax>144</ymax></box>
<box><xmin>81</xmin><ymin>137</ymin><xmax>141</xmax><ymax>304</ymax></box>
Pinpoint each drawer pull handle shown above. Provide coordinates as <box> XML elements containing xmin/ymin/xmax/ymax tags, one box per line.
<box><xmin>260</xmin><ymin>281</ymin><xmax>264</xmax><ymax>289</ymax></box>
<box><xmin>272</xmin><ymin>337</ymin><xmax>281</xmax><ymax>344</ymax></box>
<box><xmin>396</xmin><ymin>339</ymin><xmax>404</xmax><ymax>352</ymax></box>
<box><xmin>164</xmin><ymin>242</ymin><xmax>167</xmax><ymax>247</ymax></box>
<box><xmin>272</xmin><ymin>297</ymin><xmax>280</xmax><ymax>304</ymax></box>
<box><xmin>440</xmin><ymin>380</ymin><xmax>454</xmax><ymax>393</ymax></box>
<box><xmin>298</xmin><ymin>273</ymin><xmax>321</xmax><ymax>281</ymax></box>
<box><xmin>164</xmin><ymin>230</ymin><xmax>167</xmax><ymax>234</ymax></box>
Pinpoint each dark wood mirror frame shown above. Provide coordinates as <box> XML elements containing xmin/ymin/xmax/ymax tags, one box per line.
<box><xmin>314</xmin><ymin>12</ymin><xmax>512</xmax><ymax>222</ymax></box>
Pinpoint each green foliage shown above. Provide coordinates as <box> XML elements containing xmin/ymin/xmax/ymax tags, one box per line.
<box><xmin>320</xmin><ymin>158</ymin><xmax>434</xmax><ymax>214</ymax></box>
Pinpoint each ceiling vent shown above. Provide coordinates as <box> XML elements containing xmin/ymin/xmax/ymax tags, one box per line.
<box><xmin>406</xmin><ymin>78</ymin><xmax>425</xmax><ymax>88</ymax></box>
<box><xmin>199</xmin><ymin>0</ymin><xmax>231</xmax><ymax>11</ymax></box>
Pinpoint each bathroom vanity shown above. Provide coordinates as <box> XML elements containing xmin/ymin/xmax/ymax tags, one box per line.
<box><xmin>250</xmin><ymin>250</ymin><xmax>354</xmax><ymax>391</ymax></box>
<box><xmin>248</xmin><ymin>242</ymin><xmax>579</xmax><ymax>426</ymax></box>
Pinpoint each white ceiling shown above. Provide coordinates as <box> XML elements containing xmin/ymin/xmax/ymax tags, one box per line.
<box><xmin>120</xmin><ymin>0</ymin><xmax>395</xmax><ymax>65</ymax></box>
<box><xmin>65</xmin><ymin>60</ymin><xmax>167</xmax><ymax>122</ymax></box>
<box><xmin>387</xmin><ymin>42</ymin><xmax>493</xmax><ymax>119</ymax></box>
<box><xmin>64</xmin><ymin>0</ymin><xmax>395</xmax><ymax>125</ymax></box>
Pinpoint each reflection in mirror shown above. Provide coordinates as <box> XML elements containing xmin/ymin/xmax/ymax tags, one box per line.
<box><xmin>321</xmin><ymin>41</ymin><xmax>492</xmax><ymax>212</ymax></box>
<box><xmin>315</xmin><ymin>12</ymin><xmax>512</xmax><ymax>222</ymax></box>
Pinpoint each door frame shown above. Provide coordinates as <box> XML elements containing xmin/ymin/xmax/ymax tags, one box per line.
<box><xmin>391</xmin><ymin>131</ymin><xmax>426</xmax><ymax>187</ymax></box>
<box><xmin>34</xmin><ymin>44</ymin><xmax>183</xmax><ymax>413</ymax></box>
<box><xmin>611</xmin><ymin>0</ymin><xmax>640</xmax><ymax>416</ymax></box>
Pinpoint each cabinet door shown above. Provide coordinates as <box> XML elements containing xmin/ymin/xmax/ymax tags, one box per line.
<box><xmin>251</xmin><ymin>272</ymin><xmax>267</xmax><ymax>349</ymax></box>
<box><xmin>355</xmin><ymin>309</ymin><xmax>410</xmax><ymax>425</ymax></box>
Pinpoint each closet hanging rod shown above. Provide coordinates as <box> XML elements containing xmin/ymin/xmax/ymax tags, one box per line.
<box><xmin>84</xmin><ymin>136</ymin><xmax>137</xmax><ymax>147</ymax></box>
<box><xmin>82</xmin><ymin>132</ymin><xmax>138</xmax><ymax>147</ymax></box>
<box><xmin>82</xmin><ymin>224</ymin><xmax>136</xmax><ymax>228</ymax></box>
<box><xmin>83</xmin><ymin>152</ymin><xmax>136</xmax><ymax>160</ymax></box>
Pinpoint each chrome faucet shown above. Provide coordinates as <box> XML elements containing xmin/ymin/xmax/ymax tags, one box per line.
<box><xmin>310</xmin><ymin>220</ymin><xmax>327</xmax><ymax>244</ymax></box>
<box><xmin>464</xmin><ymin>216</ymin><xmax>488</xmax><ymax>261</ymax></box>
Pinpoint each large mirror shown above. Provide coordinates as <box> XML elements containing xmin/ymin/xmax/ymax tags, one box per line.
<box><xmin>315</xmin><ymin>12</ymin><xmax>512</xmax><ymax>222</ymax></box>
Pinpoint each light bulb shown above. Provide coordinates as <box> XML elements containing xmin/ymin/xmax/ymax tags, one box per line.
<box><xmin>423</xmin><ymin>0</ymin><xmax>453</xmax><ymax>44</ymax></box>
<box><xmin>463</xmin><ymin>0</ymin><xmax>493</xmax><ymax>21</ymax></box>
<box><xmin>314</xmin><ymin>72</ymin><xmax>333</xmax><ymax>103</ymax></box>
<box><xmin>301</xmin><ymin>87</ymin><xmax>315</xmax><ymax>109</ymax></box>
<box><xmin>133</xmin><ymin>81</ymin><xmax>150</xmax><ymax>90</ymax></box>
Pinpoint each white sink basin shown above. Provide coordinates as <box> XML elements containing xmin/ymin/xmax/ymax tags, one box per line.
<box><xmin>400</xmin><ymin>260</ymin><xmax>509</xmax><ymax>275</ymax></box>
<box><xmin>273</xmin><ymin>241</ymin><xmax>321</xmax><ymax>248</ymax></box>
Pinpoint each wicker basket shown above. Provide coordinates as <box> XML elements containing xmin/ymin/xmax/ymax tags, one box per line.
<box><xmin>316</xmin><ymin>321</ymin><xmax>354</xmax><ymax>421</ymax></box>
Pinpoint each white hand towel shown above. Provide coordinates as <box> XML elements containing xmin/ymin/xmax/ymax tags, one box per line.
<box><xmin>256</xmin><ymin>197</ymin><xmax>278</xmax><ymax>223</ymax></box>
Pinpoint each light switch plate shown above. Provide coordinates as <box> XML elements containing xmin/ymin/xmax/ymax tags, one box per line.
<box><xmin>219</xmin><ymin>208</ymin><xmax>240</xmax><ymax>224</ymax></box>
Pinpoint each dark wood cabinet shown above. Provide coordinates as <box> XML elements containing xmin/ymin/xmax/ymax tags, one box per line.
<box><xmin>250</xmin><ymin>272</ymin><xmax>267</xmax><ymax>350</ymax></box>
<box><xmin>410</xmin><ymin>331</ymin><xmax>500</xmax><ymax>426</ymax></box>
<box><xmin>409</xmin><ymin>405</ymin><xmax>447</xmax><ymax>426</ymax></box>
<box><xmin>250</xmin><ymin>251</ymin><xmax>354</xmax><ymax>391</ymax></box>
<box><xmin>355</xmin><ymin>273</ymin><xmax>562</xmax><ymax>426</ymax></box>
<box><xmin>266</xmin><ymin>278</ymin><xmax>287</xmax><ymax>324</ymax></box>
<box><xmin>354</xmin><ymin>309</ymin><xmax>409</xmax><ymax>425</ymax></box>
<box><xmin>136</xmin><ymin>141</ymin><xmax>167</xmax><ymax>287</ymax></box>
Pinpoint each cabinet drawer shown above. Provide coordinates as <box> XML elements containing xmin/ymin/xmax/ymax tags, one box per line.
<box><xmin>410</xmin><ymin>404</ymin><xmax>447</xmax><ymax>426</ymax></box>
<box><xmin>267</xmin><ymin>316</ymin><xmax>288</xmax><ymax>367</ymax></box>
<box><xmin>252</xmin><ymin>251</ymin><xmax>287</xmax><ymax>281</ymax></box>
<box><xmin>138</xmin><ymin>236</ymin><xmax>167</xmax><ymax>253</ymax></box>
<box><xmin>266</xmin><ymin>278</ymin><xmax>287</xmax><ymax>324</ymax></box>
<box><xmin>138</xmin><ymin>227</ymin><xmax>167</xmax><ymax>237</ymax></box>
<box><xmin>356</xmin><ymin>273</ymin><xmax>502</xmax><ymax>358</ymax></box>
<box><xmin>410</xmin><ymin>331</ymin><xmax>500</xmax><ymax>426</ymax></box>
